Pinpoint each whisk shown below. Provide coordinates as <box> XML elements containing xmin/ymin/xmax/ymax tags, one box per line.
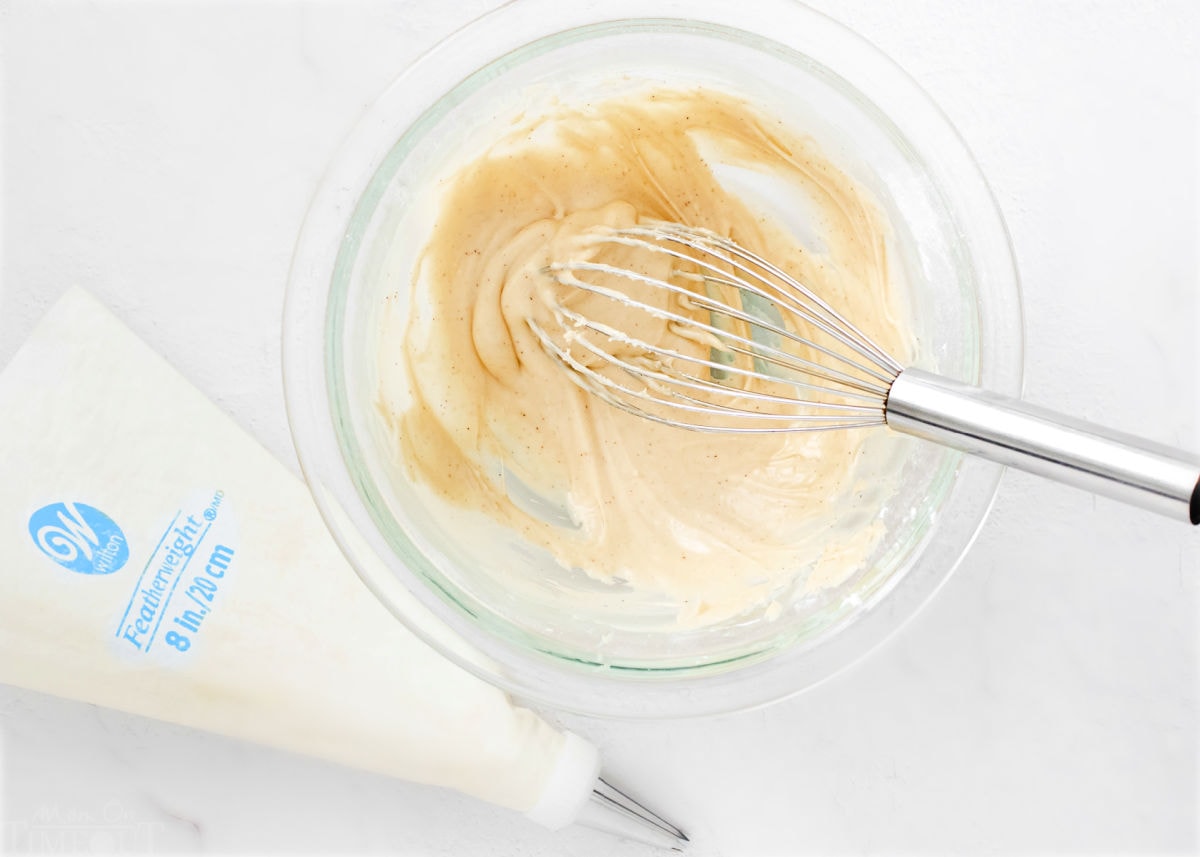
<box><xmin>530</xmin><ymin>221</ymin><xmax>1200</xmax><ymax>524</ymax></box>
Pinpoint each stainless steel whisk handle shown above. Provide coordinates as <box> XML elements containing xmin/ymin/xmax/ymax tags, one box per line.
<box><xmin>886</xmin><ymin>369</ymin><xmax>1200</xmax><ymax>524</ymax></box>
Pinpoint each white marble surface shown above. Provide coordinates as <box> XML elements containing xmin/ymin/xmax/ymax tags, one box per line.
<box><xmin>1</xmin><ymin>1</ymin><xmax>1197</xmax><ymax>854</ymax></box>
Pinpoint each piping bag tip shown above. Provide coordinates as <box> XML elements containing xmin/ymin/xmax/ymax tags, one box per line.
<box><xmin>579</xmin><ymin>775</ymin><xmax>690</xmax><ymax>851</ymax></box>
<box><xmin>524</xmin><ymin>733</ymin><xmax>687</xmax><ymax>849</ymax></box>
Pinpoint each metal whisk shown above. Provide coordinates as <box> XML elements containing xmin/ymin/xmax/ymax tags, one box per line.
<box><xmin>530</xmin><ymin>221</ymin><xmax>1200</xmax><ymax>524</ymax></box>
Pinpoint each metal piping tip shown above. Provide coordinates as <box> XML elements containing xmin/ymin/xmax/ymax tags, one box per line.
<box><xmin>576</xmin><ymin>774</ymin><xmax>689</xmax><ymax>851</ymax></box>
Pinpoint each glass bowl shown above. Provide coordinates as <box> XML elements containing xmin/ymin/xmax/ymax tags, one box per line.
<box><xmin>282</xmin><ymin>0</ymin><xmax>1023</xmax><ymax>718</ymax></box>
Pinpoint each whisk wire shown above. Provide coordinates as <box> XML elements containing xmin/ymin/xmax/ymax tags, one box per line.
<box><xmin>562</xmin><ymin>323</ymin><xmax>882</xmax><ymax>417</ymax></box>
<box><xmin>528</xmin><ymin>320</ymin><xmax>885</xmax><ymax>434</ymax></box>
<box><xmin>624</xmin><ymin>223</ymin><xmax>903</xmax><ymax>375</ymax></box>
<box><xmin>533</xmin><ymin>221</ymin><xmax>908</xmax><ymax>433</ymax></box>
<box><xmin>593</xmin><ymin>231</ymin><xmax>894</xmax><ymax>386</ymax></box>
<box><xmin>552</xmin><ymin>263</ymin><xmax>892</xmax><ymax>398</ymax></box>
<box><xmin>552</xmin><ymin>302</ymin><xmax>881</xmax><ymax>405</ymax></box>
<box><xmin>681</xmin><ymin>271</ymin><xmax>896</xmax><ymax>387</ymax></box>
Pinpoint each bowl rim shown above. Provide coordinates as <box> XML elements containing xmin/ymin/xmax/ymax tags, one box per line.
<box><xmin>282</xmin><ymin>0</ymin><xmax>1025</xmax><ymax>718</ymax></box>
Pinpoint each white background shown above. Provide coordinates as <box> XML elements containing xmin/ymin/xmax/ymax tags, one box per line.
<box><xmin>1</xmin><ymin>1</ymin><xmax>1197</xmax><ymax>854</ymax></box>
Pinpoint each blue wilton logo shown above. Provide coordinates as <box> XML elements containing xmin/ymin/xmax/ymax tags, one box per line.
<box><xmin>29</xmin><ymin>502</ymin><xmax>129</xmax><ymax>575</ymax></box>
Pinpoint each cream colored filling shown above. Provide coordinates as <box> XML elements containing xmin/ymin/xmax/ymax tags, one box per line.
<box><xmin>377</xmin><ymin>88</ymin><xmax>914</xmax><ymax>625</ymax></box>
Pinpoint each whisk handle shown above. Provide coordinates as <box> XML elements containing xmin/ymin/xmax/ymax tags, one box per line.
<box><xmin>886</xmin><ymin>369</ymin><xmax>1200</xmax><ymax>524</ymax></box>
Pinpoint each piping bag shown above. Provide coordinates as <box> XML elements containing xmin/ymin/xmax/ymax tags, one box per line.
<box><xmin>0</xmin><ymin>289</ymin><xmax>686</xmax><ymax>850</ymax></box>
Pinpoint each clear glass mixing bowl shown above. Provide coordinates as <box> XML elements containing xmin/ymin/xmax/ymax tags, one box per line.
<box><xmin>282</xmin><ymin>0</ymin><xmax>1023</xmax><ymax>718</ymax></box>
